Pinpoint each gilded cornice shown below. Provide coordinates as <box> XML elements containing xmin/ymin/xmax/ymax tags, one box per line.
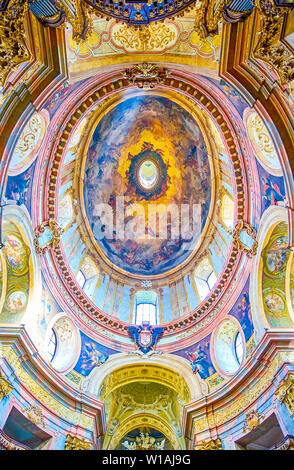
<box><xmin>253</xmin><ymin>1</ymin><xmax>293</xmax><ymax>86</ymax></box>
<box><xmin>0</xmin><ymin>0</ymin><xmax>31</xmax><ymax>87</ymax></box>
<box><xmin>65</xmin><ymin>434</ymin><xmax>92</xmax><ymax>450</ymax></box>
<box><xmin>0</xmin><ymin>327</ymin><xmax>106</xmax><ymax>436</ymax></box>
<box><xmin>0</xmin><ymin>373</ymin><xmax>13</xmax><ymax>401</ymax></box>
<box><xmin>194</xmin><ymin>436</ymin><xmax>222</xmax><ymax>450</ymax></box>
<box><xmin>275</xmin><ymin>371</ymin><xmax>294</xmax><ymax>416</ymax></box>
<box><xmin>183</xmin><ymin>331</ymin><xmax>294</xmax><ymax>437</ymax></box>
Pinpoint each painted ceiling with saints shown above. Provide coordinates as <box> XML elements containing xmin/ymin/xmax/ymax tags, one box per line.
<box><xmin>82</xmin><ymin>94</ymin><xmax>211</xmax><ymax>275</ymax></box>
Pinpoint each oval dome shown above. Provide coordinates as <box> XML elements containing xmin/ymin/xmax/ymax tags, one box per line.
<box><xmin>82</xmin><ymin>95</ymin><xmax>212</xmax><ymax>276</ymax></box>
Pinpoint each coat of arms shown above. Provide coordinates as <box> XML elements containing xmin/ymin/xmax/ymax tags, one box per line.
<box><xmin>128</xmin><ymin>321</ymin><xmax>164</xmax><ymax>354</ymax></box>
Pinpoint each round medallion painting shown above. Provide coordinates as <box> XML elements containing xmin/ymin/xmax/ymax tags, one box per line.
<box><xmin>266</xmin><ymin>235</ymin><xmax>288</xmax><ymax>274</ymax></box>
<box><xmin>6</xmin><ymin>290</ymin><xmax>27</xmax><ymax>312</ymax></box>
<box><xmin>83</xmin><ymin>95</ymin><xmax>212</xmax><ymax>276</ymax></box>
<box><xmin>264</xmin><ymin>290</ymin><xmax>286</xmax><ymax>314</ymax></box>
<box><xmin>4</xmin><ymin>234</ymin><xmax>29</xmax><ymax>275</ymax></box>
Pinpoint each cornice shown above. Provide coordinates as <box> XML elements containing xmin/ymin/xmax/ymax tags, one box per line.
<box><xmin>0</xmin><ymin>325</ymin><xmax>106</xmax><ymax>438</ymax></box>
<box><xmin>182</xmin><ymin>329</ymin><xmax>294</xmax><ymax>441</ymax></box>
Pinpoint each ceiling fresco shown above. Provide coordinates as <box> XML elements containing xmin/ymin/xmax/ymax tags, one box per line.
<box><xmin>82</xmin><ymin>94</ymin><xmax>212</xmax><ymax>276</ymax></box>
<box><xmin>65</xmin><ymin>13</ymin><xmax>221</xmax><ymax>81</ymax></box>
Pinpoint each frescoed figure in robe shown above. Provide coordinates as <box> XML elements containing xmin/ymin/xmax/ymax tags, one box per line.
<box><xmin>261</xmin><ymin>176</ymin><xmax>286</xmax><ymax>209</ymax></box>
<box><xmin>237</xmin><ymin>292</ymin><xmax>253</xmax><ymax>341</ymax></box>
<box><xmin>186</xmin><ymin>342</ymin><xmax>213</xmax><ymax>379</ymax></box>
<box><xmin>80</xmin><ymin>341</ymin><xmax>109</xmax><ymax>375</ymax></box>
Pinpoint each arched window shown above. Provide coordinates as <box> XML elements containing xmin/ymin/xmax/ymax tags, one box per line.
<box><xmin>47</xmin><ymin>328</ymin><xmax>57</xmax><ymax>362</ymax></box>
<box><xmin>221</xmin><ymin>194</ymin><xmax>234</xmax><ymax>229</ymax></box>
<box><xmin>46</xmin><ymin>315</ymin><xmax>81</xmax><ymax>373</ymax></box>
<box><xmin>76</xmin><ymin>256</ymin><xmax>99</xmax><ymax>299</ymax></box>
<box><xmin>212</xmin><ymin>318</ymin><xmax>245</xmax><ymax>377</ymax></box>
<box><xmin>134</xmin><ymin>291</ymin><xmax>158</xmax><ymax>325</ymax></box>
<box><xmin>194</xmin><ymin>258</ymin><xmax>217</xmax><ymax>301</ymax></box>
<box><xmin>234</xmin><ymin>331</ymin><xmax>244</xmax><ymax>365</ymax></box>
<box><xmin>76</xmin><ymin>269</ymin><xmax>86</xmax><ymax>289</ymax></box>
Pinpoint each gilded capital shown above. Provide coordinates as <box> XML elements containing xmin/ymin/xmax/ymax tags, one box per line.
<box><xmin>0</xmin><ymin>0</ymin><xmax>31</xmax><ymax>86</ymax></box>
<box><xmin>275</xmin><ymin>372</ymin><xmax>294</xmax><ymax>415</ymax></box>
<box><xmin>65</xmin><ymin>434</ymin><xmax>92</xmax><ymax>450</ymax></box>
<box><xmin>0</xmin><ymin>375</ymin><xmax>13</xmax><ymax>401</ymax></box>
<box><xmin>194</xmin><ymin>437</ymin><xmax>222</xmax><ymax>450</ymax></box>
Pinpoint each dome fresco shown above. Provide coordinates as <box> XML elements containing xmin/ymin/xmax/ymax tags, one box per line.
<box><xmin>82</xmin><ymin>95</ymin><xmax>212</xmax><ymax>276</ymax></box>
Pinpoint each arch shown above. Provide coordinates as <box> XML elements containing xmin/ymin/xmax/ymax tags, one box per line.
<box><xmin>210</xmin><ymin>315</ymin><xmax>246</xmax><ymax>379</ymax></box>
<box><xmin>243</xmin><ymin>107</ymin><xmax>283</xmax><ymax>177</ymax></box>
<box><xmin>81</xmin><ymin>352</ymin><xmax>208</xmax><ymax>401</ymax></box>
<box><xmin>249</xmin><ymin>205</ymin><xmax>289</xmax><ymax>342</ymax></box>
<box><xmin>45</xmin><ymin>312</ymin><xmax>81</xmax><ymax>374</ymax></box>
<box><xmin>104</xmin><ymin>413</ymin><xmax>184</xmax><ymax>450</ymax></box>
<box><xmin>1</xmin><ymin>204</ymin><xmax>42</xmax><ymax>335</ymax></box>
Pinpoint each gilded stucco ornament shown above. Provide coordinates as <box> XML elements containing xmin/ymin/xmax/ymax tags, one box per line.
<box><xmin>122</xmin><ymin>63</ymin><xmax>169</xmax><ymax>89</ymax></box>
<box><xmin>64</xmin><ymin>434</ymin><xmax>92</xmax><ymax>450</ymax></box>
<box><xmin>242</xmin><ymin>409</ymin><xmax>264</xmax><ymax>433</ymax></box>
<box><xmin>0</xmin><ymin>0</ymin><xmax>31</xmax><ymax>86</ymax></box>
<box><xmin>194</xmin><ymin>437</ymin><xmax>222</xmax><ymax>450</ymax></box>
<box><xmin>275</xmin><ymin>372</ymin><xmax>294</xmax><ymax>415</ymax></box>
<box><xmin>128</xmin><ymin>323</ymin><xmax>164</xmax><ymax>354</ymax></box>
<box><xmin>194</xmin><ymin>0</ymin><xmax>231</xmax><ymax>40</ymax></box>
<box><xmin>56</xmin><ymin>0</ymin><xmax>93</xmax><ymax>41</ymax></box>
<box><xmin>0</xmin><ymin>374</ymin><xmax>13</xmax><ymax>401</ymax></box>
<box><xmin>21</xmin><ymin>405</ymin><xmax>46</xmax><ymax>428</ymax></box>
<box><xmin>231</xmin><ymin>221</ymin><xmax>258</xmax><ymax>257</ymax></box>
<box><xmin>253</xmin><ymin>0</ymin><xmax>294</xmax><ymax>85</ymax></box>
<box><xmin>113</xmin><ymin>23</ymin><xmax>176</xmax><ymax>52</ymax></box>
<box><xmin>34</xmin><ymin>219</ymin><xmax>63</xmax><ymax>254</ymax></box>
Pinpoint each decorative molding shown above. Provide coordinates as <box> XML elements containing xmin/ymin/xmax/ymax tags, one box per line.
<box><xmin>190</xmin><ymin>347</ymin><xmax>293</xmax><ymax>433</ymax></box>
<box><xmin>21</xmin><ymin>404</ymin><xmax>46</xmax><ymax>428</ymax></box>
<box><xmin>0</xmin><ymin>373</ymin><xmax>13</xmax><ymax>401</ymax></box>
<box><xmin>242</xmin><ymin>409</ymin><xmax>264</xmax><ymax>433</ymax></box>
<box><xmin>98</xmin><ymin>363</ymin><xmax>190</xmax><ymax>403</ymax></box>
<box><xmin>194</xmin><ymin>0</ymin><xmax>238</xmax><ymax>40</ymax></box>
<box><xmin>1</xmin><ymin>344</ymin><xmax>96</xmax><ymax>430</ymax></box>
<box><xmin>254</xmin><ymin>0</ymin><xmax>294</xmax><ymax>85</ymax></box>
<box><xmin>105</xmin><ymin>413</ymin><xmax>183</xmax><ymax>450</ymax></box>
<box><xmin>0</xmin><ymin>0</ymin><xmax>31</xmax><ymax>86</ymax></box>
<box><xmin>122</xmin><ymin>63</ymin><xmax>169</xmax><ymax>89</ymax></box>
<box><xmin>113</xmin><ymin>23</ymin><xmax>177</xmax><ymax>52</ymax></box>
<box><xmin>194</xmin><ymin>437</ymin><xmax>222</xmax><ymax>450</ymax></box>
<box><xmin>34</xmin><ymin>219</ymin><xmax>63</xmax><ymax>254</ymax></box>
<box><xmin>232</xmin><ymin>220</ymin><xmax>258</xmax><ymax>257</ymax></box>
<box><xmin>55</xmin><ymin>0</ymin><xmax>93</xmax><ymax>41</ymax></box>
<box><xmin>64</xmin><ymin>434</ymin><xmax>92</xmax><ymax>450</ymax></box>
<box><xmin>275</xmin><ymin>371</ymin><xmax>294</xmax><ymax>415</ymax></box>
